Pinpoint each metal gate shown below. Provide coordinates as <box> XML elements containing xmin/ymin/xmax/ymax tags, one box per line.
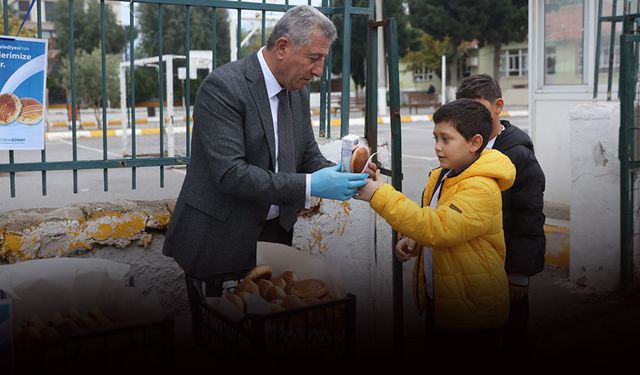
<box><xmin>595</xmin><ymin>0</ymin><xmax>640</xmax><ymax>289</ymax></box>
<box><xmin>0</xmin><ymin>0</ymin><xmax>384</xmax><ymax>197</ymax></box>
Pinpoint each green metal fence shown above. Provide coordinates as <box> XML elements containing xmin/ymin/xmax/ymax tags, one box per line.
<box><xmin>0</xmin><ymin>0</ymin><xmax>376</xmax><ymax>197</ymax></box>
<box><xmin>595</xmin><ymin>0</ymin><xmax>640</xmax><ymax>289</ymax></box>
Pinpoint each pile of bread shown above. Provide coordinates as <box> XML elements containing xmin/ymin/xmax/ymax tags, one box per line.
<box><xmin>15</xmin><ymin>307</ymin><xmax>113</xmax><ymax>343</ymax></box>
<box><xmin>224</xmin><ymin>264</ymin><xmax>336</xmax><ymax>314</ymax></box>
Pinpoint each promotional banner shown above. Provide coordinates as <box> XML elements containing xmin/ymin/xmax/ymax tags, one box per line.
<box><xmin>0</xmin><ymin>36</ymin><xmax>48</xmax><ymax>150</ymax></box>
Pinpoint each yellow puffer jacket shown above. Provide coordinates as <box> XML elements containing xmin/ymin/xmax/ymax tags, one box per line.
<box><xmin>370</xmin><ymin>149</ymin><xmax>515</xmax><ymax>332</ymax></box>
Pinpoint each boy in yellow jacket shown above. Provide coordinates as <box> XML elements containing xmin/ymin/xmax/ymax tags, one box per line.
<box><xmin>356</xmin><ymin>99</ymin><xmax>515</xmax><ymax>362</ymax></box>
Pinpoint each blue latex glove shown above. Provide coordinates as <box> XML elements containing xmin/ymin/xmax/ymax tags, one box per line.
<box><xmin>311</xmin><ymin>163</ymin><xmax>368</xmax><ymax>201</ymax></box>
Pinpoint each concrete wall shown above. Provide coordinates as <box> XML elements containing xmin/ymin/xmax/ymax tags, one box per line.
<box><xmin>569</xmin><ymin>102</ymin><xmax>621</xmax><ymax>290</ymax></box>
<box><xmin>531</xmin><ymin>97</ymin><xmax>581</xmax><ymax>209</ymax></box>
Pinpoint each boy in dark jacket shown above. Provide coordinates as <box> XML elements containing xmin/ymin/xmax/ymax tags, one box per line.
<box><xmin>456</xmin><ymin>74</ymin><xmax>546</xmax><ymax>359</ymax></box>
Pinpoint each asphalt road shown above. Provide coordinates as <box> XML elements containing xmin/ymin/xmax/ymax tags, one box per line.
<box><xmin>0</xmin><ymin>115</ymin><xmax>528</xmax><ymax>213</ymax></box>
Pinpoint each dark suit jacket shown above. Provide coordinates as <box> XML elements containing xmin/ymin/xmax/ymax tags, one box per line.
<box><xmin>163</xmin><ymin>52</ymin><xmax>332</xmax><ymax>278</ymax></box>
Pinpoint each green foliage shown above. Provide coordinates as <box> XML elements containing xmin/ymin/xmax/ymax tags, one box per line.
<box><xmin>137</xmin><ymin>5</ymin><xmax>230</xmax><ymax>68</ymax></box>
<box><xmin>52</xmin><ymin>0</ymin><xmax>127</xmax><ymax>57</ymax></box>
<box><xmin>407</xmin><ymin>0</ymin><xmax>528</xmax><ymax>78</ymax></box>
<box><xmin>401</xmin><ymin>32</ymin><xmax>454</xmax><ymax>76</ymax></box>
<box><xmin>59</xmin><ymin>49</ymin><xmax>121</xmax><ymax>127</ymax></box>
<box><xmin>0</xmin><ymin>10</ymin><xmax>37</xmax><ymax>37</ymax></box>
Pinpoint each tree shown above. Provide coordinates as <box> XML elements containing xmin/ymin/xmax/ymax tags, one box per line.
<box><xmin>136</xmin><ymin>5</ymin><xmax>230</xmax><ymax>104</ymax></box>
<box><xmin>0</xmin><ymin>10</ymin><xmax>37</xmax><ymax>37</ymax></box>
<box><xmin>52</xmin><ymin>0</ymin><xmax>127</xmax><ymax>57</ymax></box>
<box><xmin>331</xmin><ymin>0</ymin><xmax>418</xmax><ymax>92</ymax></box>
<box><xmin>137</xmin><ymin>5</ymin><xmax>230</xmax><ymax>68</ymax></box>
<box><xmin>401</xmin><ymin>32</ymin><xmax>454</xmax><ymax>78</ymax></box>
<box><xmin>59</xmin><ymin>49</ymin><xmax>121</xmax><ymax>128</ymax></box>
<box><xmin>479</xmin><ymin>0</ymin><xmax>527</xmax><ymax>79</ymax></box>
<box><xmin>407</xmin><ymin>0</ymin><xmax>527</xmax><ymax>83</ymax></box>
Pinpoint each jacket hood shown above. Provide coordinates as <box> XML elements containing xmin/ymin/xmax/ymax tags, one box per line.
<box><xmin>497</xmin><ymin>120</ymin><xmax>534</xmax><ymax>152</ymax></box>
<box><xmin>447</xmin><ymin>149</ymin><xmax>515</xmax><ymax>192</ymax></box>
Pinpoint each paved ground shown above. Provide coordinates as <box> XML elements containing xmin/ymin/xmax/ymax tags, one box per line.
<box><xmin>527</xmin><ymin>266</ymin><xmax>640</xmax><ymax>369</ymax></box>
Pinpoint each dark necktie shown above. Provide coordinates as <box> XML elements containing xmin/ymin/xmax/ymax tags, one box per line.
<box><xmin>276</xmin><ymin>89</ymin><xmax>296</xmax><ymax>231</ymax></box>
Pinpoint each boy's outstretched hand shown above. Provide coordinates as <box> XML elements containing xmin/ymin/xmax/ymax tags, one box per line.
<box><xmin>363</xmin><ymin>161</ymin><xmax>378</xmax><ymax>178</ymax></box>
<box><xmin>396</xmin><ymin>236</ymin><xmax>418</xmax><ymax>262</ymax></box>
<box><xmin>355</xmin><ymin>169</ymin><xmax>384</xmax><ymax>202</ymax></box>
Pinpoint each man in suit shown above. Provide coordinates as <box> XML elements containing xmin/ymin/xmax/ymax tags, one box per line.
<box><xmin>163</xmin><ymin>5</ymin><xmax>368</xmax><ymax>342</ymax></box>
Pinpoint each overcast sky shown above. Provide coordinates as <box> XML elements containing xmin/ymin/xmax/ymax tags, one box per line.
<box><xmin>118</xmin><ymin>0</ymin><xmax>323</xmax><ymax>26</ymax></box>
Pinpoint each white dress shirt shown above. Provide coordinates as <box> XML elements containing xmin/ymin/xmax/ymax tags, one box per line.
<box><xmin>257</xmin><ymin>47</ymin><xmax>311</xmax><ymax>220</ymax></box>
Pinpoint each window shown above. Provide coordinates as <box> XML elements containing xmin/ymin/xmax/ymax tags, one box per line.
<box><xmin>17</xmin><ymin>0</ymin><xmax>30</xmax><ymax>19</ymax></box>
<box><xmin>544</xmin><ymin>0</ymin><xmax>585</xmax><ymax>85</ymax></box>
<box><xmin>413</xmin><ymin>65</ymin><xmax>434</xmax><ymax>82</ymax></box>
<box><xmin>500</xmin><ymin>49</ymin><xmax>528</xmax><ymax>77</ymax></box>
<box><xmin>45</xmin><ymin>1</ymin><xmax>57</xmax><ymax>23</ymax></box>
<box><xmin>545</xmin><ymin>47</ymin><xmax>556</xmax><ymax>75</ymax></box>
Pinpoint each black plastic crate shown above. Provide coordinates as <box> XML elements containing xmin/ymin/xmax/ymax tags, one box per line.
<box><xmin>1</xmin><ymin>288</ymin><xmax>175</xmax><ymax>374</ymax></box>
<box><xmin>190</xmin><ymin>271</ymin><xmax>356</xmax><ymax>364</ymax></box>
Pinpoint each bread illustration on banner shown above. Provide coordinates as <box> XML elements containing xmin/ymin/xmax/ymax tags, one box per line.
<box><xmin>0</xmin><ymin>93</ymin><xmax>22</xmax><ymax>125</ymax></box>
<box><xmin>17</xmin><ymin>97</ymin><xmax>43</xmax><ymax>125</ymax></box>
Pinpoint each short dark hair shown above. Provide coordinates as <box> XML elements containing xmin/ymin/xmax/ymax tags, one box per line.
<box><xmin>432</xmin><ymin>98</ymin><xmax>493</xmax><ymax>152</ymax></box>
<box><xmin>456</xmin><ymin>73</ymin><xmax>502</xmax><ymax>102</ymax></box>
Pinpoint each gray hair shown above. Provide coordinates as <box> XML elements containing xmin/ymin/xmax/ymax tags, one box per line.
<box><xmin>266</xmin><ymin>5</ymin><xmax>337</xmax><ymax>49</ymax></box>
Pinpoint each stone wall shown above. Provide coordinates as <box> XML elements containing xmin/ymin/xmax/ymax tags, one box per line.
<box><xmin>0</xmin><ymin>200</ymin><xmax>174</xmax><ymax>263</ymax></box>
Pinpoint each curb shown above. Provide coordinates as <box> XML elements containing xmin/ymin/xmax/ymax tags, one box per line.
<box><xmin>45</xmin><ymin>110</ymin><xmax>529</xmax><ymax>140</ymax></box>
<box><xmin>544</xmin><ymin>221</ymin><xmax>570</xmax><ymax>269</ymax></box>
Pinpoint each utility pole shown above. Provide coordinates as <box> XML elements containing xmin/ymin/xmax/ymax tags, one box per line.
<box><xmin>376</xmin><ymin>0</ymin><xmax>387</xmax><ymax>115</ymax></box>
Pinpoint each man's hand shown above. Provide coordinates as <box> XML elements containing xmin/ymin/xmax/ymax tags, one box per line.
<box><xmin>311</xmin><ymin>163</ymin><xmax>367</xmax><ymax>201</ymax></box>
<box><xmin>395</xmin><ymin>236</ymin><xmax>418</xmax><ymax>262</ymax></box>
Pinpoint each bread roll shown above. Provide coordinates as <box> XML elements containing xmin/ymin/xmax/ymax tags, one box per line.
<box><xmin>76</xmin><ymin>314</ymin><xmax>97</xmax><ymax>329</ymax></box>
<box><xmin>0</xmin><ymin>93</ymin><xmax>21</xmax><ymax>125</ymax></box>
<box><xmin>28</xmin><ymin>314</ymin><xmax>47</xmax><ymax>330</ymax></box>
<box><xmin>320</xmin><ymin>291</ymin><xmax>336</xmax><ymax>302</ymax></box>
<box><xmin>16</xmin><ymin>97</ymin><xmax>42</xmax><ymax>125</ymax></box>
<box><xmin>244</xmin><ymin>264</ymin><xmax>273</xmax><ymax>281</ymax></box>
<box><xmin>66</xmin><ymin>308</ymin><xmax>82</xmax><ymax>322</ymax></box>
<box><xmin>270</xmin><ymin>277</ymin><xmax>287</xmax><ymax>289</ymax></box>
<box><xmin>22</xmin><ymin>326</ymin><xmax>43</xmax><ymax>342</ymax></box>
<box><xmin>237</xmin><ymin>291</ymin><xmax>252</xmax><ymax>304</ymax></box>
<box><xmin>226</xmin><ymin>293</ymin><xmax>245</xmax><ymax>313</ymax></box>
<box><xmin>269</xmin><ymin>303</ymin><xmax>285</xmax><ymax>314</ymax></box>
<box><xmin>289</xmin><ymin>279</ymin><xmax>328</xmax><ymax>299</ymax></box>
<box><xmin>40</xmin><ymin>326</ymin><xmax>60</xmax><ymax>340</ymax></box>
<box><xmin>236</xmin><ymin>278</ymin><xmax>260</xmax><ymax>295</ymax></box>
<box><xmin>350</xmin><ymin>144</ymin><xmax>370</xmax><ymax>173</ymax></box>
<box><xmin>256</xmin><ymin>279</ymin><xmax>274</xmax><ymax>298</ymax></box>
<box><xmin>265</xmin><ymin>285</ymin><xmax>287</xmax><ymax>301</ymax></box>
<box><xmin>282</xmin><ymin>295</ymin><xmax>307</xmax><ymax>311</ymax></box>
<box><xmin>278</xmin><ymin>270</ymin><xmax>298</xmax><ymax>285</ymax></box>
<box><xmin>88</xmin><ymin>308</ymin><xmax>113</xmax><ymax>326</ymax></box>
<box><xmin>55</xmin><ymin>319</ymin><xmax>81</xmax><ymax>336</ymax></box>
<box><xmin>50</xmin><ymin>312</ymin><xmax>65</xmax><ymax>326</ymax></box>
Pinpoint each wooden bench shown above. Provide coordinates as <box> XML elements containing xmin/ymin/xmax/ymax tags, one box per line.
<box><xmin>406</xmin><ymin>92</ymin><xmax>441</xmax><ymax>114</ymax></box>
<box><xmin>330</xmin><ymin>95</ymin><xmax>366</xmax><ymax>114</ymax></box>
